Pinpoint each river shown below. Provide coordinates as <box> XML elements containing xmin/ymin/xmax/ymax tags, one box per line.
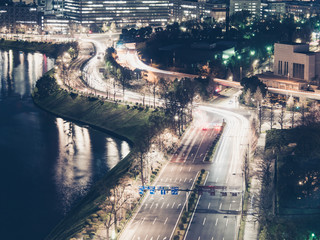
<box><xmin>0</xmin><ymin>49</ymin><xmax>130</xmax><ymax>240</ymax></box>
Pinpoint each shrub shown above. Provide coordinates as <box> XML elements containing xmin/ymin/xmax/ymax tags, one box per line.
<box><xmin>173</xmin><ymin>235</ymin><xmax>180</xmax><ymax>240</ymax></box>
<box><xmin>201</xmin><ymin>169</ymin><xmax>205</xmax><ymax>174</ymax></box>
<box><xmin>179</xmin><ymin>223</ymin><xmax>184</xmax><ymax>230</ymax></box>
<box><xmin>182</xmin><ymin>216</ymin><xmax>187</xmax><ymax>223</ymax></box>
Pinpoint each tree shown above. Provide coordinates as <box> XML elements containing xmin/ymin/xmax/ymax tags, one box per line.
<box><xmin>286</xmin><ymin>95</ymin><xmax>295</xmax><ymax>110</ymax></box>
<box><xmin>244</xmin><ymin>89</ymin><xmax>252</xmax><ymax>106</ymax></box>
<box><xmin>306</xmin><ymin>101</ymin><xmax>320</xmax><ymax>125</ymax></box>
<box><xmin>267</xmin><ymin>105</ymin><xmax>275</xmax><ymax>130</ymax></box>
<box><xmin>278</xmin><ymin>105</ymin><xmax>285</xmax><ymax>130</ymax></box>
<box><xmin>253</xmin><ymin>87</ymin><xmax>263</xmax><ymax>107</ymax></box>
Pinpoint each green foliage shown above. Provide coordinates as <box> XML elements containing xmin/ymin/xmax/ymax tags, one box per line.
<box><xmin>179</xmin><ymin>223</ymin><xmax>184</xmax><ymax>230</ymax></box>
<box><xmin>240</xmin><ymin>76</ymin><xmax>267</xmax><ymax>97</ymax></box>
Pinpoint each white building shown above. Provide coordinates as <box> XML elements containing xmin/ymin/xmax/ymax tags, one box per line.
<box><xmin>274</xmin><ymin>43</ymin><xmax>320</xmax><ymax>82</ymax></box>
<box><xmin>230</xmin><ymin>0</ymin><xmax>261</xmax><ymax>18</ymax></box>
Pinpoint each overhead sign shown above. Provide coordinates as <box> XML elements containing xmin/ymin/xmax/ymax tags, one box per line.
<box><xmin>139</xmin><ymin>186</ymin><xmax>180</xmax><ymax>195</ymax></box>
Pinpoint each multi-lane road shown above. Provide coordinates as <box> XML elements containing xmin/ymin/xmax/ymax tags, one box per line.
<box><xmin>66</xmin><ymin>35</ymin><xmax>251</xmax><ymax>240</ymax></box>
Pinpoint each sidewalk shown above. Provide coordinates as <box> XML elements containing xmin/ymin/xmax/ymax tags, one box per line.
<box><xmin>243</xmin><ymin>131</ymin><xmax>266</xmax><ymax>240</ymax></box>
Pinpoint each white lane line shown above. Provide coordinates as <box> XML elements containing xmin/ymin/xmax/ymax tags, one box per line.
<box><xmin>189</xmin><ymin>167</ymin><xmax>191</xmax><ymax>172</ymax></box>
<box><xmin>165</xmin><ymin>177</ymin><xmax>168</xmax><ymax>182</ymax></box>
<box><xmin>184</xmin><ymin>178</ymin><xmax>187</xmax><ymax>182</ymax></box>
<box><xmin>161</xmin><ymin>202</ymin><xmax>164</xmax><ymax>208</ymax></box>
<box><xmin>208</xmin><ymin>203</ymin><xmax>211</xmax><ymax>209</ymax></box>
<box><xmin>141</xmin><ymin>217</ymin><xmax>145</xmax><ymax>224</ymax></box>
<box><xmin>179</xmin><ymin>178</ymin><xmax>182</xmax><ymax>182</ymax></box>
<box><xmin>226</xmin><ymin>219</ymin><xmax>229</xmax><ymax>226</ymax></box>
<box><xmin>169</xmin><ymin>178</ymin><xmax>172</xmax><ymax>182</ymax></box>
<box><xmin>229</xmin><ymin>203</ymin><xmax>232</xmax><ymax>210</ymax></box>
<box><xmin>189</xmin><ymin>178</ymin><xmax>193</xmax><ymax>183</ymax></box>
<box><xmin>164</xmin><ymin>217</ymin><xmax>168</xmax><ymax>225</ymax></box>
<box><xmin>144</xmin><ymin>204</ymin><xmax>148</xmax><ymax>209</ymax></box>
<box><xmin>175</xmin><ymin>177</ymin><xmax>178</xmax><ymax>182</ymax></box>
<box><xmin>156</xmin><ymin>235</ymin><xmax>160</xmax><ymax>240</ymax></box>
<box><xmin>215</xmin><ymin>218</ymin><xmax>219</xmax><ymax>226</ymax></box>
<box><xmin>219</xmin><ymin>203</ymin><xmax>222</xmax><ymax>210</ymax></box>
<box><xmin>167</xmin><ymin>203</ymin><xmax>170</xmax><ymax>208</ymax></box>
<box><xmin>180</xmin><ymin>167</ymin><xmax>183</xmax><ymax>172</ymax></box>
<box><xmin>216</xmin><ymin>177</ymin><xmax>219</xmax><ymax>182</ymax></box>
<box><xmin>132</xmin><ymin>234</ymin><xmax>136</xmax><ymax>240</ymax></box>
<box><xmin>177</xmin><ymin>203</ymin><xmax>181</xmax><ymax>209</ymax></box>
<box><xmin>150</xmin><ymin>202</ymin><xmax>154</xmax><ymax>209</ymax></box>
<box><xmin>144</xmin><ymin>235</ymin><xmax>148</xmax><ymax>240</ymax></box>
<box><xmin>198</xmin><ymin>237</ymin><xmax>201</xmax><ymax>240</ymax></box>
<box><xmin>172</xmin><ymin>202</ymin><xmax>175</xmax><ymax>208</ymax></box>
<box><xmin>153</xmin><ymin>217</ymin><xmax>157</xmax><ymax>225</ymax></box>
<box><xmin>203</xmin><ymin>217</ymin><xmax>206</xmax><ymax>225</ymax></box>
<box><xmin>155</xmin><ymin>203</ymin><xmax>158</xmax><ymax>209</ymax></box>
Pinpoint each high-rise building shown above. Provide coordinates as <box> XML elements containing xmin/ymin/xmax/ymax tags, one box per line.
<box><xmin>61</xmin><ymin>0</ymin><xmax>171</xmax><ymax>27</ymax></box>
<box><xmin>229</xmin><ymin>0</ymin><xmax>261</xmax><ymax>17</ymax></box>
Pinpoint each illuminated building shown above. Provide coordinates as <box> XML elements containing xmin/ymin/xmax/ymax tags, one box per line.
<box><xmin>0</xmin><ymin>2</ymin><xmax>42</xmax><ymax>33</ymax></box>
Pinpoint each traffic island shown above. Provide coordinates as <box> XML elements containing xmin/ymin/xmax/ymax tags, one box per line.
<box><xmin>204</xmin><ymin>122</ymin><xmax>225</xmax><ymax>162</ymax></box>
<box><xmin>172</xmin><ymin>169</ymin><xmax>208</xmax><ymax>240</ymax></box>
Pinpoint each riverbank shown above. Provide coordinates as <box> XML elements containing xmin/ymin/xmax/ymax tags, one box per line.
<box><xmin>33</xmin><ymin>71</ymin><xmax>168</xmax><ymax>240</ymax></box>
<box><xmin>0</xmin><ymin>39</ymin><xmax>77</xmax><ymax>58</ymax></box>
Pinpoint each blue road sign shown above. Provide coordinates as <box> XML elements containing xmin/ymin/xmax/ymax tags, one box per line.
<box><xmin>171</xmin><ymin>187</ymin><xmax>179</xmax><ymax>195</ymax></box>
<box><xmin>149</xmin><ymin>186</ymin><xmax>156</xmax><ymax>195</ymax></box>
<box><xmin>139</xmin><ymin>186</ymin><xmax>145</xmax><ymax>195</ymax></box>
<box><xmin>157</xmin><ymin>186</ymin><xmax>166</xmax><ymax>195</ymax></box>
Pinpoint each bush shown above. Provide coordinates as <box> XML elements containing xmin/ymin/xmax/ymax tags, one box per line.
<box><xmin>201</xmin><ymin>169</ymin><xmax>205</xmax><ymax>174</ymax></box>
<box><xmin>179</xmin><ymin>223</ymin><xmax>184</xmax><ymax>230</ymax></box>
<box><xmin>173</xmin><ymin>235</ymin><xmax>180</xmax><ymax>240</ymax></box>
<box><xmin>126</xmin><ymin>105</ymin><xmax>130</xmax><ymax>109</ymax></box>
<box><xmin>198</xmin><ymin>176</ymin><xmax>202</xmax><ymax>181</ymax></box>
<box><xmin>182</xmin><ymin>216</ymin><xmax>187</xmax><ymax>223</ymax></box>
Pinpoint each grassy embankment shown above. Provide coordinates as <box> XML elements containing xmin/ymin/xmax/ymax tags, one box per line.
<box><xmin>260</xmin><ymin>127</ymin><xmax>320</xmax><ymax>239</ymax></box>
<box><xmin>0</xmin><ymin>39</ymin><xmax>77</xmax><ymax>58</ymax></box>
<box><xmin>33</xmin><ymin>71</ymin><xmax>166</xmax><ymax>240</ymax></box>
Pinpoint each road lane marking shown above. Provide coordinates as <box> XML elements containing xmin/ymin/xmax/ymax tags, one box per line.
<box><xmin>216</xmin><ymin>177</ymin><xmax>219</xmax><ymax>182</ymax></box>
<box><xmin>184</xmin><ymin>178</ymin><xmax>187</xmax><ymax>182</ymax></box>
<box><xmin>144</xmin><ymin>235</ymin><xmax>148</xmax><ymax>240</ymax></box>
<box><xmin>226</xmin><ymin>219</ymin><xmax>229</xmax><ymax>226</ymax></box>
<box><xmin>179</xmin><ymin>178</ymin><xmax>182</xmax><ymax>182</ymax></box>
<box><xmin>172</xmin><ymin>202</ymin><xmax>175</xmax><ymax>208</ymax></box>
<box><xmin>153</xmin><ymin>217</ymin><xmax>157</xmax><ymax>225</ymax></box>
<box><xmin>208</xmin><ymin>203</ymin><xmax>211</xmax><ymax>209</ymax></box>
<box><xmin>189</xmin><ymin>167</ymin><xmax>191</xmax><ymax>172</ymax></box>
<box><xmin>203</xmin><ymin>217</ymin><xmax>206</xmax><ymax>225</ymax></box>
<box><xmin>171</xmin><ymin>167</ymin><xmax>174</xmax><ymax>172</ymax></box>
<box><xmin>175</xmin><ymin>177</ymin><xmax>178</xmax><ymax>182</ymax></box>
<box><xmin>141</xmin><ymin>217</ymin><xmax>145</xmax><ymax>224</ymax></box>
<box><xmin>161</xmin><ymin>202</ymin><xmax>164</xmax><ymax>208</ymax></box>
<box><xmin>219</xmin><ymin>203</ymin><xmax>222</xmax><ymax>210</ymax></box>
<box><xmin>169</xmin><ymin>178</ymin><xmax>172</xmax><ymax>182</ymax></box>
<box><xmin>155</xmin><ymin>203</ymin><xmax>158</xmax><ymax>209</ymax></box>
<box><xmin>167</xmin><ymin>203</ymin><xmax>169</xmax><ymax>208</ymax></box>
<box><xmin>215</xmin><ymin>218</ymin><xmax>219</xmax><ymax>226</ymax></box>
<box><xmin>165</xmin><ymin>177</ymin><xmax>168</xmax><ymax>182</ymax></box>
<box><xmin>164</xmin><ymin>217</ymin><xmax>168</xmax><ymax>225</ymax></box>
<box><xmin>180</xmin><ymin>167</ymin><xmax>183</xmax><ymax>172</ymax></box>
<box><xmin>189</xmin><ymin>178</ymin><xmax>193</xmax><ymax>183</ymax></box>
<box><xmin>198</xmin><ymin>237</ymin><xmax>201</xmax><ymax>240</ymax></box>
<box><xmin>150</xmin><ymin>202</ymin><xmax>154</xmax><ymax>209</ymax></box>
<box><xmin>229</xmin><ymin>203</ymin><xmax>232</xmax><ymax>210</ymax></box>
<box><xmin>144</xmin><ymin>204</ymin><xmax>148</xmax><ymax>209</ymax></box>
<box><xmin>177</xmin><ymin>203</ymin><xmax>181</xmax><ymax>209</ymax></box>
<box><xmin>156</xmin><ymin>235</ymin><xmax>160</xmax><ymax>240</ymax></box>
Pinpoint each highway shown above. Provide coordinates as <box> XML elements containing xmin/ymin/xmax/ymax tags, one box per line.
<box><xmin>66</xmin><ymin>36</ymin><xmax>250</xmax><ymax>240</ymax></box>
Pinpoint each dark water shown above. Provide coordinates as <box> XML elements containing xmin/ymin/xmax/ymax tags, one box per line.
<box><xmin>0</xmin><ymin>50</ymin><xmax>130</xmax><ymax>240</ymax></box>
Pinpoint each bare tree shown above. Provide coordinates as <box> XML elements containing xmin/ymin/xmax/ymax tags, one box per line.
<box><xmin>278</xmin><ymin>105</ymin><xmax>285</xmax><ymax>130</ymax></box>
<box><xmin>257</xmin><ymin>103</ymin><xmax>265</xmax><ymax>133</ymax></box>
<box><xmin>290</xmin><ymin>106</ymin><xmax>295</xmax><ymax>128</ymax></box>
<box><xmin>266</xmin><ymin>105</ymin><xmax>275</xmax><ymax>130</ymax></box>
<box><xmin>253</xmin><ymin>87</ymin><xmax>263</xmax><ymax>107</ymax></box>
<box><xmin>306</xmin><ymin>101</ymin><xmax>320</xmax><ymax>125</ymax></box>
<box><xmin>244</xmin><ymin>89</ymin><xmax>252</xmax><ymax>106</ymax></box>
<box><xmin>286</xmin><ymin>95</ymin><xmax>295</xmax><ymax>110</ymax></box>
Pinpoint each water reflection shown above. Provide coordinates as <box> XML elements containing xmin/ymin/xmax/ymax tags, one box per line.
<box><xmin>0</xmin><ymin>50</ymin><xmax>54</xmax><ymax>98</ymax></box>
<box><xmin>0</xmin><ymin>49</ymin><xmax>130</xmax><ymax>239</ymax></box>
